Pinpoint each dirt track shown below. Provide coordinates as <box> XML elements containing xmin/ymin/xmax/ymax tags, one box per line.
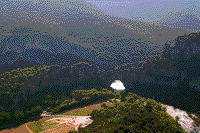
<box><xmin>62</xmin><ymin>100</ymin><xmax>113</xmax><ymax>115</ymax></box>
<box><xmin>0</xmin><ymin>100</ymin><xmax>113</xmax><ymax>133</ymax></box>
<box><xmin>25</xmin><ymin>124</ymin><xmax>34</xmax><ymax>133</ymax></box>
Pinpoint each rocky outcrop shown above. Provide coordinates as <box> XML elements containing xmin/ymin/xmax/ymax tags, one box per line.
<box><xmin>171</xmin><ymin>33</ymin><xmax>200</xmax><ymax>60</ymax></box>
<box><xmin>162</xmin><ymin>104</ymin><xmax>200</xmax><ymax>133</ymax></box>
<box><xmin>140</xmin><ymin>33</ymin><xmax>200</xmax><ymax>90</ymax></box>
<box><xmin>162</xmin><ymin>40</ymin><xmax>173</xmax><ymax>60</ymax></box>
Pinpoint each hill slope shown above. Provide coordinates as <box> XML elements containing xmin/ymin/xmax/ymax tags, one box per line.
<box><xmin>0</xmin><ymin>0</ymin><xmax>194</xmax><ymax>67</ymax></box>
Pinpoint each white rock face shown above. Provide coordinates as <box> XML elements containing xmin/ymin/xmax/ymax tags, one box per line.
<box><xmin>162</xmin><ymin>104</ymin><xmax>199</xmax><ymax>133</ymax></box>
<box><xmin>68</xmin><ymin>116</ymin><xmax>93</xmax><ymax>129</ymax></box>
<box><xmin>110</xmin><ymin>80</ymin><xmax>125</xmax><ymax>91</ymax></box>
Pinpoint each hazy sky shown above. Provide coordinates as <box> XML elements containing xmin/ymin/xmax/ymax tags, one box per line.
<box><xmin>81</xmin><ymin>0</ymin><xmax>197</xmax><ymax>21</ymax></box>
<box><xmin>83</xmin><ymin>0</ymin><xmax>195</xmax><ymax>8</ymax></box>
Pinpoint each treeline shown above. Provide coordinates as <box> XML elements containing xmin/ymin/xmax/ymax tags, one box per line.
<box><xmin>0</xmin><ymin>65</ymin><xmax>61</xmax><ymax>130</ymax></box>
<box><xmin>0</xmin><ymin>87</ymin><xmax>117</xmax><ymax>130</ymax></box>
<box><xmin>0</xmin><ymin>65</ymin><xmax>51</xmax><ymax>111</ymax></box>
<box><xmin>139</xmin><ymin>32</ymin><xmax>200</xmax><ymax>113</ymax></box>
<box><xmin>0</xmin><ymin>105</ymin><xmax>43</xmax><ymax>129</ymax></box>
<box><xmin>1</xmin><ymin>47</ymin><xmax>200</xmax><ymax>131</ymax></box>
<box><xmin>78</xmin><ymin>92</ymin><xmax>186</xmax><ymax>133</ymax></box>
<box><xmin>49</xmin><ymin>88</ymin><xmax>119</xmax><ymax>115</ymax></box>
<box><xmin>0</xmin><ymin>63</ymin><xmax>118</xmax><ymax>130</ymax></box>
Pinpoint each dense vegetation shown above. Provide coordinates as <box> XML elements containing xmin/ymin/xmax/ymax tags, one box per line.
<box><xmin>0</xmin><ymin>60</ymin><xmax>200</xmax><ymax>132</ymax></box>
<box><xmin>27</xmin><ymin>88</ymin><xmax>189</xmax><ymax>133</ymax></box>
<box><xmin>0</xmin><ymin>62</ymin><xmax>118</xmax><ymax>130</ymax></box>
<box><xmin>0</xmin><ymin>105</ymin><xmax>43</xmax><ymax>129</ymax></box>
<box><xmin>0</xmin><ymin>30</ymin><xmax>200</xmax><ymax>131</ymax></box>
<box><xmin>0</xmin><ymin>65</ymin><xmax>51</xmax><ymax>129</ymax></box>
<box><xmin>78</xmin><ymin>92</ymin><xmax>186</xmax><ymax>133</ymax></box>
<box><xmin>139</xmin><ymin>33</ymin><xmax>200</xmax><ymax>114</ymax></box>
<box><xmin>49</xmin><ymin>88</ymin><xmax>119</xmax><ymax>115</ymax></box>
<box><xmin>1</xmin><ymin>54</ymin><xmax>200</xmax><ymax>130</ymax></box>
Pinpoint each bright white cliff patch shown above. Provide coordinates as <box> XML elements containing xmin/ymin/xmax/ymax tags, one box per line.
<box><xmin>110</xmin><ymin>80</ymin><xmax>125</xmax><ymax>91</ymax></box>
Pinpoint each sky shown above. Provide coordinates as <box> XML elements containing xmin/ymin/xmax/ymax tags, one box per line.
<box><xmin>83</xmin><ymin>0</ymin><xmax>195</xmax><ymax>9</ymax></box>
<box><xmin>82</xmin><ymin>0</ymin><xmax>196</xmax><ymax>21</ymax></box>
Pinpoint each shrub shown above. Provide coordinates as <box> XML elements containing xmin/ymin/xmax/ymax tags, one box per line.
<box><xmin>101</xmin><ymin>103</ymin><xmax>107</xmax><ymax>108</ymax></box>
<box><xmin>78</xmin><ymin>95</ymin><xmax>186</xmax><ymax>133</ymax></box>
<box><xmin>153</xmin><ymin>103</ymin><xmax>163</xmax><ymax>111</ymax></box>
<box><xmin>175</xmin><ymin>116</ymin><xmax>180</xmax><ymax>122</ymax></box>
<box><xmin>162</xmin><ymin>107</ymin><xmax>167</xmax><ymax>112</ymax></box>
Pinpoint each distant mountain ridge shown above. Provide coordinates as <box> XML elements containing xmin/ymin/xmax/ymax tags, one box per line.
<box><xmin>0</xmin><ymin>33</ymin><xmax>200</xmax><ymax>132</ymax></box>
<box><xmin>100</xmin><ymin>1</ymin><xmax>200</xmax><ymax>24</ymax></box>
<box><xmin>98</xmin><ymin>1</ymin><xmax>200</xmax><ymax>33</ymax></box>
<box><xmin>0</xmin><ymin>50</ymin><xmax>19</xmax><ymax>65</ymax></box>
<box><xmin>21</xmin><ymin>48</ymin><xmax>57</xmax><ymax>65</ymax></box>
<box><xmin>0</xmin><ymin>0</ymin><xmax>197</xmax><ymax>71</ymax></box>
<box><xmin>150</xmin><ymin>11</ymin><xmax>200</xmax><ymax>32</ymax></box>
<box><xmin>0</xmin><ymin>48</ymin><xmax>117</xmax><ymax>73</ymax></box>
<box><xmin>0</xmin><ymin>54</ymin><xmax>40</xmax><ymax>74</ymax></box>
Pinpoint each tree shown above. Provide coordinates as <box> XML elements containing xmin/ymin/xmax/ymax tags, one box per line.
<box><xmin>90</xmin><ymin>109</ymin><xmax>103</xmax><ymax>120</ymax></box>
<box><xmin>120</xmin><ymin>90</ymin><xmax>126</xmax><ymax>102</ymax></box>
<box><xmin>175</xmin><ymin>116</ymin><xmax>180</xmax><ymax>122</ymax></box>
<box><xmin>101</xmin><ymin>103</ymin><xmax>107</xmax><ymax>109</ymax></box>
<box><xmin>162</xmin><ymin>41</ymin><xmax>172</xmax><ymax>60</ymax></box>
<box><xmin>68</xmin><ymin>131</ymin><xmax>77</xmax><ymax>133</ymax></box>
<box><xmin>125</xmin><ymin>92</ymin><xmax>141</xmax><ymax>103</ymax></box>
<box><xmin>13</xmin><ymin>109</ymin><xmax>24</xmax><ymax>122</ymax></box>
<box><xmin>0</xmin><ymin>106</ymin><xmax>4</xmax><ymax>112</ymax></box>
<box><xmin>145</xmin><ymin>98</ymin><xmax>158</xmax><ymax>112</ymax></box>
<box><xmin>31</xmin><ymin>106</ymin><xmax>43</xmax><ymax>115</ymax></box>
<box><xmin>0</xmin><ymin>116</ymin><xmax>5</xmax><ymax>125</ymax></box>
<box><xmin>154</xmin><ymin>103</ymin><xmax>163</xmax><ymax>111</ymax></box>
<box><xmin>79</xmin><ymin>96</ymin><xmax>186</xmax><ymax>133</ymax></box>
<box><xmin>1</xmin><ymin>112</ymin><xmax>10</xmax><ymax>119</ymax></box>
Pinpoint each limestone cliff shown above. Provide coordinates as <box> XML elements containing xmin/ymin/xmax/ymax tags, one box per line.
<box><xmin>139</xmin><ymin>32</ymin><xmax>200</xmax><ymax>91</ymax></box>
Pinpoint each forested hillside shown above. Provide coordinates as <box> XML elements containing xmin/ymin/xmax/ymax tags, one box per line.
<box><xmin>0</xmin><ymin>0</ymin><xmax>200</xmax><ymax>132</ymax></box>
<box><xmin>77</xmin><ymin>91</ymin><xmax>186</xmax><ymax>133</ymax></box>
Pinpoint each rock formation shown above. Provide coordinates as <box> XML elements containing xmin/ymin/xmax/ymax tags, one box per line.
<box><xmin>162</xmin><ymin>104</ymin><xmax>200</xmax><ymax>133</ymax></box>
<box><xmin>139</xmin><ymin>32</ymin><xmax>200</xmax><ymax>90</ymax></box>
